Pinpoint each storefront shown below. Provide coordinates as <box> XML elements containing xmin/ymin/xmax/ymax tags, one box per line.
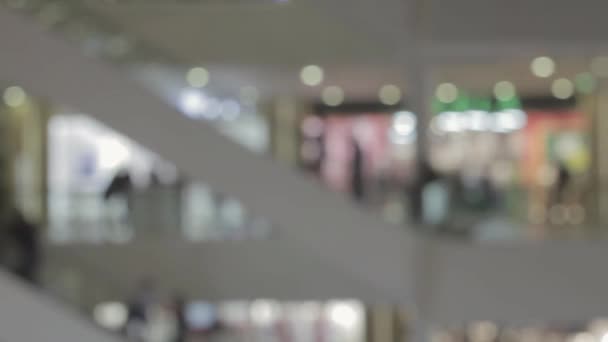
<box><xmin>291</xmin><ymin>92</ymin><xmax>594</xmax><ymax>239</ymax></box>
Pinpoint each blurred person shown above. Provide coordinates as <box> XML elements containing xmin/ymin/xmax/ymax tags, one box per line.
<box><xmin>555</xmin><ymin>161</ymin><xmax>572</xmax><ymax>204</ymax></box>
<box><xmin>104</xmin><ymin>168</ymin><xmax>134</xmax><ymax>229</ymax></box>
<box><xmin>171</xmin><ymin>293</ymin><xmax>188</xmax><ymax>342</ymax></box>
<box><xmin>2</xmin><ymin>208</ymin><xmax>40</xmax><ymax>284</ymax></box>
<box><xmin>351</xmin><ymin>137</ymin><xmax>366</xmax><ymax>202</ymax></box>
<box><xmin>105</xmin><ymin>168</ymin><xmax>134</xmax><ymax>200</ymax></box>
<box><xmin>146</xmin><ymin>302</ymin><xmax>177</xmax><ymax>342</ymax></box>
<box><xmin>125</xmin><ymin>278</ymin><xmax>157</xmax><ymax>341</ymax></box>
<box><xmin>408</xmin><ymin>159</ymin><xmax>438</xmax><ymax>224</ymax></box>
<box><xmin>149</xmin><ymin>170</ymin><xmax>162</xmax><ymax>188</ymax></box>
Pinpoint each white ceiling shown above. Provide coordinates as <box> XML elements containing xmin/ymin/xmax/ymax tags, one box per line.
<box><xmin>81</xmin><ymin>0</ymin><xmax>608</xmax><ymax>101</ymax></box>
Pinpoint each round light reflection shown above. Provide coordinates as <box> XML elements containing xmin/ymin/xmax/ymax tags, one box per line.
<box><xmin>300</xmin><ymin>65</ymin><xmax>324</xmax><ymax>86</ymax></box>
<box><xmin>186</xmin><ymin>67</ymin><xmax>210</xmax><ymax>88</ymax></box>
<box><xmin>379</xmin><ymin>84</ymin><xmax>402</xmax><ymax>105</ymax></box>
<box><xmin>322</xmin><ymin>86</ymin><xmax>344</xmax><ymax>106</ymax></box>
<box><xmin>3</xmin><ymin>86</ymin><xmax>27</xmax><ymax>108</ymax></box>
<box><xmin>494</xmin><ymin>81</ymin><xmax>516</xmax><ymax>101</ymax></box>
<box><xmin>436</xmin><ymin>83</ymin><xmax>458</xmax><ymax>103</ymax></box>
<box><xmin>552</xmin><ymin>78</ymin><xmax>574</xmax><ymax>99</ymax></box>
<box><xmin>531</xmin><ymin>56</ymin><xmax>556</xmax><ymax>78</ymax></box>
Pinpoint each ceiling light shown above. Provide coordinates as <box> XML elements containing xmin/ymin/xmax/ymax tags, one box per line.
<box><xmin>436</xmin><ymin>83</ymin><xmax>458</xmax><ymax>103</ymax></box>
<box><xmin>379</xmin><ymin>84</ymin><xmax>402</xmax><ymax>105</ymax></box>
<box><xmin>551</xmin><ymin>78</ymin><xmax>574</xmax><ymax>99</ymax></box>
<box><xmin>322</xmin><ymin>86</ymin><xmax>344</xmax><ymax>106</ymax></box>
<box><xmin>300</xmin><ymin>65</ymin><xmax>324</xmax><ymax>86</ymax></box>
<box><xmin>591</xmin><ymin>56</ymin><xmax>608</xmax><ymax>78</ymax></box>
<box><xmin>186</xmin><ymin>67</ymin><xmax>210</xmax><ymax>88</ymax></box>
<box><xmin>493</xmin><ymin>81</ymin><xmax>516</xmax><ymax>101</ymax></box>
<box><xmin>531</xmin><ymin>56</ymin><xmax>556</xmax><ymax>78</ymax></box>
<box><xmin>3</xmin><ymin>86</ymin><xmax>26</xmax><ymax>108</ymax></box>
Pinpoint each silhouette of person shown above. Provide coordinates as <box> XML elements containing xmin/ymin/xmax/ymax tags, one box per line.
<box><xmin>351</xmin><ymin>137</ymin><xmax>365</xmax><ymax>202</ymax></box>
<box><xmin>104</xmin><ymin>168</ymin><xmax>134</xmax><ymax>227</ymax></box>
<box><xmin>409</xmin><ymin>159</ymin><xmax>438</xmax><ymax>224</ymax></box>
<box><xmin>171</xmin><ymin>293</ymin><xmax>187</xmax><ymax>342</ymax></box>
<box><xmin>125</xmin><ymin>278</ymin><xmax>157</xmax><ymax>341</ymax></box>
<box><xmin>555</xmin><ymin>161</ymin><xmax>571</xmax><ymax>203</ymax></box>
<box><xmin>105</xmin><ymin>168</ymin><xmax>133</xmax><ymax>201</ymax></box>
<box><xmin>5</xmin><ymin>209</ymin><xmax>40</xmax><ymax>284</ymax></box>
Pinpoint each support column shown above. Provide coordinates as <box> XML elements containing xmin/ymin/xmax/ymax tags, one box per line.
<box><xmin>405</xmin><ymin>59</ymin><xmax>435</xmax><ymax>164</ymax></box>
<box><xmin>269</xmin><ymin>96</ymin><xmax>301</xmax><ymax>166</ymax></box>
<box><xmin>404</xmin><ymin>56</ymin><xmax>437</xmax><ymax>226</ymax></box>
<box><xmin>401</xmin><ymin>0</ymin><xmax>438</xmax><ymax>333</ymax></box>
<box><xmin>594</xmin><ymin>81</ymin><xmax>608</xmax><ymax>224</ymax></box>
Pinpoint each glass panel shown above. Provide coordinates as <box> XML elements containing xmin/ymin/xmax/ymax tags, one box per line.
<box><xmin>46</xmin><ymin>113</ymin><xmax>272</xmax><ymax>244</ymax></box>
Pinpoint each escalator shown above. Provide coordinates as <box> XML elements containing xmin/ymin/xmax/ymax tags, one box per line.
<box><xmin>3</xmin><ymin>7</ymin><xmax>608</xmax><ymax>327</ymax></box>
<box><xmin>0</xmin><ymin>7</ymin><xmax>416</xmax><ymax>305</ymax></box>
<box><xmin>0</xmin><ymin>270</ymin><xmax>121</xmax><ymax>342</ymax></box>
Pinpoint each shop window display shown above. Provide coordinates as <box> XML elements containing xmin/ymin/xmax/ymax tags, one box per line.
<box><xmin>300</xmin><ymin>112</ymin><xmax>417</xmax><ymax>225</ymax></box>
<box><xmin>299</xmin><ymin>95</ymin><xmax>593</xmax><ymax>240</ymax></box>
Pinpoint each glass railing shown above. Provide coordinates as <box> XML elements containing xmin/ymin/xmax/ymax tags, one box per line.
<box><xmin>46</xmin><ymin>182</ymin><xmax>273</xmax><ymax>245</ymax></box>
